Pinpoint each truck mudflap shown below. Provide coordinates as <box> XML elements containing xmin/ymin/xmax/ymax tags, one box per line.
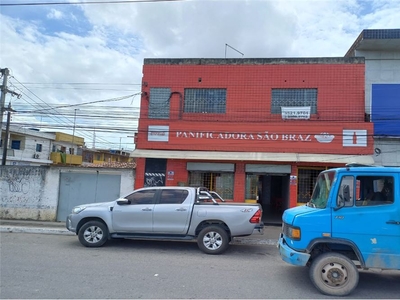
<box><xmin>278</xmin><ymin>234</ymin><xmax>310</xmax><ymax>266</ymax></box>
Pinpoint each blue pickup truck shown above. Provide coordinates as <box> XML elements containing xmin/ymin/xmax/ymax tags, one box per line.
<box><xmin>279</xmin><ymin>164</ymin><xmax>400</xmax><ymax>296</ymax></box>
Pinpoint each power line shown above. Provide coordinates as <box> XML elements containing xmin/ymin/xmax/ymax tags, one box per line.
<box><xmin>10</xmin><ymin>76</ymin><xmax>113</xmax><ymax>145</ymax></box>
<box><xmin>0</xmin><ymin>0</ymin><xmax>184</xmax><ymax>7</ymax></box>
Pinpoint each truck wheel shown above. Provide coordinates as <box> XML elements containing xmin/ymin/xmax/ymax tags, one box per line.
<box><xmin>197</xmin><ymin>226</ymin><xmax>229</xmax><ymax>255</ymax></box>
<box><xmin>78</xmin><ymin>221</ymin><xmax>109</xmax><ymax>247</ymax></box>
<box><xmin>309</xmin><ymin>252</ymin><xmax>359</xmax><ymax>296</ymax></box>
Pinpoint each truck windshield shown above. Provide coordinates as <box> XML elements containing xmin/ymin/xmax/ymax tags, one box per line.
<box><xmin>309</xmin><ymin>170</ymin><xmax>336</xmax><ymax>208</ymax></box>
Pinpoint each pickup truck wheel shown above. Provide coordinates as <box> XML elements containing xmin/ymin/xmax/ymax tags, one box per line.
<box><xmin>309</xmin><ymin>252</ymin><xmax>359</xmax><ymax>296</ymax></box>
<box><xmin>197</xmin><ymin>226</ymin><xmax>229</xmax><ymax>255</ymax></box>
<box><xmin>78</xmin><ymin>221</ymin><xmax>108</xmax><ymax>247</ymax></box>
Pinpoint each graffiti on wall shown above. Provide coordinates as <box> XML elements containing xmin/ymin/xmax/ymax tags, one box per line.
<box><xmin>0</xmin><ymin>167</ymin><xmax>46</xmax><ymax>194</ymax></box>
<box><xmin>144</xmin><ymin>173</ymin><xmax>165</xmax><ymax>187</ymax></box>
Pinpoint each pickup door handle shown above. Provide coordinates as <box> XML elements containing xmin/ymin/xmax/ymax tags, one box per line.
<box><xmin>175</xmin><ymin>208</ymin><xmax>187</xmax><ymax>211</ymax></box>
<box><xmin>142</xmin><ymin>208</ymin><xmax>153</xmax><ymax>211</ymax></box>
<box><xmin>386</xmin><ymin>220</ymin><xmax>400</xmax><ymax>225</ymax></box>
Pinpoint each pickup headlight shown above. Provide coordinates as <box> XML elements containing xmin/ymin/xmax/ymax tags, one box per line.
<box><xmin>283</xmin><ymin>223</ymin><xmax>301</xmax><ymax>241</ymax></box>
<box><xmin>72</xmin><ymin>206</ymin><xmax>86</xmax><ymax>214</ymax></box>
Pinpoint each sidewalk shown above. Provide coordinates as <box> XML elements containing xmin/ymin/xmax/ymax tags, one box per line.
<box><xmin>0</xmin><ymin>219</ymin><xmax>74</xmax><ymax>236</ymax></box>
<box><xmin>0</xmin><ymin>219</ymin><xmax>281</xmax><ymax>245</ymax></box>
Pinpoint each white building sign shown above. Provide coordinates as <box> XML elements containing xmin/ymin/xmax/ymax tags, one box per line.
<box><xmin>148</xmin><ymin>125</ymin><xmax>169</xmax><ymax>142</ymax></box>
<box><xmin>281</xmin><ymin>106</ymin><xmax>311</xmax><ymax>120</ymax></box>
<box><xmin>343</xmin><ymin>129</ymin><xmax>367</xmax><ymax>147</ymax></box>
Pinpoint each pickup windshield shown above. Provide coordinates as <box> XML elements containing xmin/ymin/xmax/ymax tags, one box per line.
<box><xmin>309</xmin><ymin>170</ymin><xmax>336</xmax><ymax>208</ymax></box>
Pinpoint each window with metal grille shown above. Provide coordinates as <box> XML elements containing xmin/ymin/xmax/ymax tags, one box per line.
<box><xmin>149</xmin><ymin>88</ymin><xmax>171</xmax><ymax>119</ymax></box>
<box><xmin>188</xmin><ymin>171</ymin><xmax>233</xmax><ymax>199</ymax></box>
<box><xmin>245</xmin><ymin>174</ymin><xmax>258</xmax><ymax>200</ymax></box>
<box><xmin>271</xmin><ymin>88</ymin><xmax>317</xmax><ymax>114</ymax></box>
<box><xmin>184</xmin><ymin>88</ymin><xmax>226</xmax><ymax>113</ymax></box>
<box><xmin>297</xmin><ymin>168</ymin><xmax>325</xmax><ymax>204</ymax></box>
<box><xmin>36</xmin><ymin>143</ymin><xmax>42</xmax><ymax>152</ymax></box>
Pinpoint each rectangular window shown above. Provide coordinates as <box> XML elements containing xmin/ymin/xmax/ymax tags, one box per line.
<box><xmin>337</xmin><ymin>176</ymin><xmax>355</xmax><ymax>207</ymax></box>
<box><xmin>11</xmin><ymin>140</ymin><xmax>21</xmax><ymax>150</ymax></box>
<box><xmin>159</xmin><ymin>189</ymin><xmax>189</xmax><ymax>204</ymax></box>
<box><xmin>245</xmin><ymin>174</ymin><xmax>258</xmax><ymax>200</ymax></box>
<box><xmin>355</xmin><ymin>176</ymin><xmax>394</xmax><ymax>206</ymax></box>
<box><xmin>126</xmin><ymin>190</ymin><xmax>157</xmax><ymax>205</ymax></box>
<box><xmin>184</xmin><ymin>88</ymin><xmax>226</xmax><ymax>113</ymax></box>
<box><xmin>188</xmin><ymin>172</ymin><xmax>233</xmax><ymax>199</ymax></box>
<box><xmin>297</xmin><ymin>168</ymin><xmax>326</xmax><ymax>204</ymax></box>
<box><xmin>149</xmin><ymin>88</ymin><xmax>171</xmax><ymax>119</ymax></box>
<box><xmin>271</xmin><ymin>88</ymin><xmax>317</xmax><ymax>114</ymax></box>
<box><xmin>36</xmin><ymin>144</ymin><xmax>42</xmax><ymax>152</ymax></box>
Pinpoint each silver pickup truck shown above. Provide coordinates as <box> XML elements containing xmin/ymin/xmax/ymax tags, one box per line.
<box><xmin>66</xmin><ymin>186</ymin><xmax>264</xmax><ymax>254</ymax></box>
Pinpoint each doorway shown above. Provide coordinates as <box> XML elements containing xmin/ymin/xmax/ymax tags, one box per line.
<box><xmin>258</xmin><ymin>174</ymin><xmax>290</xmax><ymax>225</ymax></box>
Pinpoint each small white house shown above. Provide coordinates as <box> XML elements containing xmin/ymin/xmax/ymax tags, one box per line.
<box><xmin>0</xmin><ymin>125</ymin><xmax>55</xmax><ymax>166</ymax></box>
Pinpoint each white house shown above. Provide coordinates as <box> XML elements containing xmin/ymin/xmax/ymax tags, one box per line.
<box><xmin>1</xmin><ymin>125</ymin><xmax>55</xmax><ymax>165</ymax></box>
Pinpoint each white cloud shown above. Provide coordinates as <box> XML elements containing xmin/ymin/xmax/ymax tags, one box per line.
<box><xmin>47</xmin><ymin>9</ymin><xmax>64</xmax><ymax>20</ymax></box>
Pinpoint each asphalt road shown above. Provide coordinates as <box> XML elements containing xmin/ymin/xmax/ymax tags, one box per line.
<box><xmin>1</xmin><ymin>232</ymin><xmax>400</xmax><ymax>299</ymax></box>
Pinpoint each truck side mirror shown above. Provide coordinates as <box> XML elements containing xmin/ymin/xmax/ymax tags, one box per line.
<box><xmin>116</xmin><ymin>198</ymin><xmax>131</xmax><ymax>205</ymax></box>
<box><xmin>343</xmin><ymin>185</ymin><xmax>350</xmax><ymax>202</ymax></box>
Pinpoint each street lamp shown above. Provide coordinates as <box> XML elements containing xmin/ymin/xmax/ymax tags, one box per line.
<box><xmin>70</xmin><ymin>108</ymin><xmax>79</xmax><ymax>164</ymax></box>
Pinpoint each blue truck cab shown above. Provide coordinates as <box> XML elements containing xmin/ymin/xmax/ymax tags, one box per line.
<box><xmin>278</xmin><ymin>164</ymin><xmax>400</xmax><ymax>296</ymax></box>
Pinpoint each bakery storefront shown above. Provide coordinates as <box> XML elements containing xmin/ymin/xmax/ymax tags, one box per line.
<box><xmin>132</xmin><ymin>122</ymin><xmax>374</xmax><ymax>223</ymax></box>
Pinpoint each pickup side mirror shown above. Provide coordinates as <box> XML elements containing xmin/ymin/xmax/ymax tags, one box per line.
<box><xmin>116</xmin><ymin>198</ymin><xmax>131</xmax><ymax>205</ymax></box>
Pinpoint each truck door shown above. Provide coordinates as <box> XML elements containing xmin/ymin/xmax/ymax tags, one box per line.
<box><xmin>332</xmin><ymin>173</ymin><xmax>400</xmax><ymax>269</ymax></box>
<box><xmin>111</xmin><ymin>189</ymin><xmax>157</xmax><ymax>232</ymax></box>
<box><xmin>152</xmin><ymin>189</ymin><xmax>192</xmax><ymax>234</ymax></box>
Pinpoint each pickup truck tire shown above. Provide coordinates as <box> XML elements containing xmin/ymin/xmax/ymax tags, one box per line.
<box><xmin>78</xmin><ymin>221</ymin><xmax>109</xmax><ymax>247</ymax></box>
<box><xmin>309</xmin><ymin>252</ymin><xmax>359</xmax><ymax>296</ymax></box>
<box><xmin>197</xmin><ymin>226</ymin><xmax>229</xmax><ymax>255</ymax></box>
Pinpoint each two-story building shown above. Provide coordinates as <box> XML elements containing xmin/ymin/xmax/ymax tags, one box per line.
<box><xmin>345</xmin><ymin>29</ymin><xmax>400</xmax><ymax>166</ymax></box>
<box><xmin>131</xmin><ymin>56</ymin><xmax>375</xmax><ymax>222</ymax></box>
<box><xmin>0</xmin><ymin>125</ymin><xmax>85</xmax><ymax>166</ymax></box>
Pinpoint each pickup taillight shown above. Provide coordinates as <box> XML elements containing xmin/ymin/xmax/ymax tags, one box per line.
<box><xmin>249</xmin><ymin>209</ymin><xmax>262</xmax><ymax>223</ymax></box>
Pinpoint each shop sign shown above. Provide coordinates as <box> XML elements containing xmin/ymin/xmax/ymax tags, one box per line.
<box><xmin>281</xmin><ymin>106</ymin><xmax>311</xmax><ymax>120</ymax></box>
<box><xmin>175</xmin><ymin>130</ymin><xmax>367</xmax><ymax>147</ymax></box>
<box><xmin>148</xmin><ymin>125</ymin><xmax>169</xmax><ymax>142</ymax></box>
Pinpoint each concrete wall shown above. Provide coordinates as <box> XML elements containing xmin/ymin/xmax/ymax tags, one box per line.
<box><xmin>0</xmin><ymin>166</ymin><xmax>135</xmax><ymax>221</ymax></box>
<box><xmin>372</xmin><ymin>139</ymin><xmax>400</xmax><ymax>166</ymax></box>
<box><xmin>0</xmin><ymin>166</ymin><xmax>58</xmax><ymax>220</ymax></box>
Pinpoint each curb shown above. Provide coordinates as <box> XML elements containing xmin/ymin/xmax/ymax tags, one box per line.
<box><xmin>0</xmin><ymin>226</ymin><xmax>74</xmax><ymax>236</ymax></box>
<box><xmin>0</xmin><ymin>225</ymin><xmax>279</xmax><ymax>245</ymax></box>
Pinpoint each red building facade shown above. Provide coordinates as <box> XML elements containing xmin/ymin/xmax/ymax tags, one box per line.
<box><xmin>132</xmin><ymin>57</ymin><xmax>374</xmax><ymax>223</ymax></box>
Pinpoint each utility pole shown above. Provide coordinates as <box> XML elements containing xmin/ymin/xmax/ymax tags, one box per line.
<box><xmin>2</xmin><ymin>103</ymin><xmax>15</xmax><ymax>165</ymax></box>
<box><xmin>0</xmin><ymin>68</ymin><xmax>10</xmax><ymax>143</ymax></box>
<box><xmin>1</xmin><ymin>68</ymin><xmax>21</xmax><ymax>165</ymax></box>
<box><xmin>70</xmin><ymin>108</ymin><xmax>79</xmax><ymax>165</ymax></box>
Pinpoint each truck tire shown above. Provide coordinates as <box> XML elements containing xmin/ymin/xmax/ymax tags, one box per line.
<box><xmin>78</xmin><ymin>221</ymin><xmax>109</xmax><ymax>247</ymax></box>
<box><xmin>309</xmin><ymin>252</ymin><xmax>359</xmax><ymax>296</ymax></box>
<box><xmin>197</xmin><ymin>225</ymin><xmax>229</xmax><ymax>255</ymax></box>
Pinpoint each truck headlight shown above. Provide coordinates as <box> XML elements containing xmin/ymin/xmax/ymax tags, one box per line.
<box><xmin>72</xmin><ymin>206</ymin><xmax>86</xmax><ymax>214</ymax></box>
<box><xmin>283</xmin><ymin>223</ymin><xmax>301</xmax><ymax>240</ymax></box>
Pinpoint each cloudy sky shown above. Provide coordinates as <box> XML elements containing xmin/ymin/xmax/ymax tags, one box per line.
<box><xmin>1</xmin><ymin>0</ymin><xmax>399</xmax><ymax>150</ymax></box>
